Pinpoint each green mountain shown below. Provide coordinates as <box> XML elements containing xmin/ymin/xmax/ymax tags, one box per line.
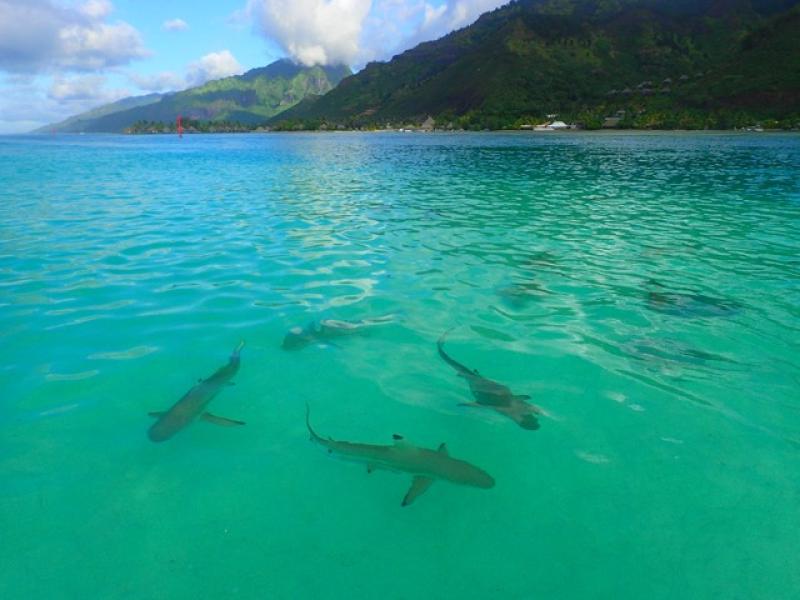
<box><xmin>40</xmin><ymin>60</ymin><xmax>352</xmax><ymax>133</ymax></box>
<box><xmin>35</xmin><ymin>94</ymin><xmax>164</xmax><ymax>133</ymax></box>
<box><xmin>272</xmin><ymin>0</ymin><xmax>800</xmax><ymax>130</ymax></box>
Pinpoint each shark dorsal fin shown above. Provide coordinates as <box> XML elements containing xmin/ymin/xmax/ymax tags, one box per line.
<box><xmin>393</xmin><ymin>434</ymin><xmax>412</xmax><ymax>449</ymax></box>
<box><xmin>438</xmin><ymin>443</ymin><xmax>449</xmax><ymax>455</ymax></box>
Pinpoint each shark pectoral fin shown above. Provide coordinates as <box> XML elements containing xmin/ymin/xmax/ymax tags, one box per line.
<box><xmin>458</xmin><ymin>402</ymin><xmax>484</xmax><ymax>409</ymax></box>
<box><xmin>402</xmin><ymin>476</ymin><xmax>435</xmax><ymax>507</ymax></box>
<box><xmin>437</xmin><ymin>443</ymin><xmax>449</xmax><ymax>455</ymax></box>
<box><xmin>514</xmin><ymin>394</ymin><xmax>531</xmax><ymax>401</ymax></box>
<box><xmin>148</xmin><ymin>411</ymin><xmax>166</xmax><ymax>418</ymax></box>
<box><xmin>201</xmin><ymin>413</ymin><xmax>246</xmax><ymax>427</ymax></box>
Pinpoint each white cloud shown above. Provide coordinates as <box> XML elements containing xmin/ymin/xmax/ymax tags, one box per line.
<box><xmin>48</xmin><ymin>73</ymin><xmax>106</xmax><ymax>100</ymax></box>
<box><xmin>0</xmin><ymin>0</ymin><xmax>148</xmax><ymax>73</ymax></box>
<box><xmin>47</xmin><ymin>73</ymin><xmax>127</xmax><ymax>102</ymax></box>
<box><xmin>80</xmin><ymin>0</ymin><xmax>112</xmax><ymax>19</ymax></box>
<box><xmin>357</xmin><ymin>0</ymin><xmax>426</xmax><ymax>64</ymax></box>
<box><xmin>241</xmin><ymin>0</ymin><xmax>509</xmax><ymax>67</ymax></box>
<box><xmin>0</xmin><ymin>45</ymin><xmax>246</xmax><ymax>133</ymax></box>
<box><xmin>0</xmin><ymin>73</ymin><xmax>129</xmax><ymax>132</ymax></box>
<box><xmin>162</xmin><ymin>18</ymin><xmax>189</xmax><ymax>32</ymax></box>
<box><xmin>412</xmin><ymin>0</ymin><xmax>506</xmax><ymax>44</ymax></box>
<box><xmin>57</xmin><ymin>21</ymin><xmax>148</xmax><ymax>70</ymax></box>
<box><xmin>363</xmin><ymin>0</ymin><xmax>507</xmax><ymax>64</ymax></box>
<box><xmin>129</xmin><ymin>71</ymin><xmax>186</xmax><ymax>92</ymax></box>
<box><xmin>186</xmin><ymin>50</ymin><xmax>243</xmax><ymax>86</ymax></box>
<box><xmin>126</xmin><ymin>50</ymin><xmax>246</xmax><ymax>93</ymax></box>
<box><xmin>245</xmin><ymin>0</ymin><xmax>372</xmax><ymax>66</ymax></box>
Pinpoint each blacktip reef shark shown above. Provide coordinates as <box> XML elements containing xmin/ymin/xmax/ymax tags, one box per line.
<box><xmin>147</xmin><ymin>341</ymin><xmax>246</xmax><ymax>442</ymax></box>
<box><xmin>281</xmin><ymin>315</ymin><xmax>395</xmax><ymax>350</ymax></box>
<box><xmin>306</xmin><ymin>405</ymin><xmax>494</xmax><ymax>506</ymax></box>
<box><xmin>438</xmin><ymin>330</ymin><xmax>543</xmax><ymax>430</ymax></box>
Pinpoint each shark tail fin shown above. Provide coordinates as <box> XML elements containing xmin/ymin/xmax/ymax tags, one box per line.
<box><xmin>305</xmin><ymin>403</ymin><xmax>321</xmax><ymax>442</ymax></box>
<box><xmin>437</xmin><ymin>327</ymin><xmax>473</xmax><ymax>375</ymax></box>
<box><xmin>437</xmin><ymin>327</ymin><xmax>457</xmax><ymax>348</ymax></box>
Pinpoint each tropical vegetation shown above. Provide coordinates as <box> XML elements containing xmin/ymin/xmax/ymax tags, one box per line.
<box><xmin>271</xmin><ymin>0</ymin><xmax>800</xmax><ymax>131</ymax></box>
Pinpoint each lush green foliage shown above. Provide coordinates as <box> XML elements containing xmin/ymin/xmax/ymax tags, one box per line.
<box><xmin>125</xmin><ymin>119</ymin><xmax>253</xmax><ymax>134</ymax></box>
<box><xmin>272</xmin><ymin>0</ymin><xmax>800</xmax><ymax>130</ymax></box>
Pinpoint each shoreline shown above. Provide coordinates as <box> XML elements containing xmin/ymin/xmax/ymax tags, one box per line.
<box><xmin>14</xmin><ymin>128</ymin><xmax>800</xmax><ymax>137</ymax></box>
<box><xmin>123</xmin><ymin>127</ymin><xmax>800</xmax><ymax>135</ymax></box>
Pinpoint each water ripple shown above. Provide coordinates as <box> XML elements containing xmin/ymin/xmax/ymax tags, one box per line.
<box><xmin>1</xmin><ymin>131</ymin><xmax>799</xmax><ymax>446</ymax></box>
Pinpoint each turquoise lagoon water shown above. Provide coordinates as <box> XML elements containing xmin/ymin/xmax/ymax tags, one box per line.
<box><xmin>1</xmin><ymin>132</ymin><xmax>799</xmax><ymax>599</ymax></box>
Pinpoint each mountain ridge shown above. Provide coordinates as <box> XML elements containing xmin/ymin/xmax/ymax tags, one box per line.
<box><xmin>35</xmin><ymin>93</ymin><xmax>164</xmax><ymax>134</ymax></box>
<box><xmin>271</xmin><ymin>0</ymin><xmax>800</xmax><ymax>130</ymax></box>
<box><xmin>38</xmin><ymin>60</ymin><xmax>352</xmax><ymax>133</ymax></box>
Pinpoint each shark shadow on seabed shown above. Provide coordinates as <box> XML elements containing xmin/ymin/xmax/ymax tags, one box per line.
<box><xmin>621</xmin><ymin>337</ymin><xmax>742</xmax><ymax>377</ymax></box>
<box><xmin>644</xmin><ymin>279</ymin><xmax>742</xmax><ymax>318</ymax></box>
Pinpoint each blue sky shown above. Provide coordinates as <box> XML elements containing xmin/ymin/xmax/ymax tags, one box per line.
<box><xmin>0</xmin><ymin>0</ymin><xmax>509</xmax><ymax>133</ymax></box>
